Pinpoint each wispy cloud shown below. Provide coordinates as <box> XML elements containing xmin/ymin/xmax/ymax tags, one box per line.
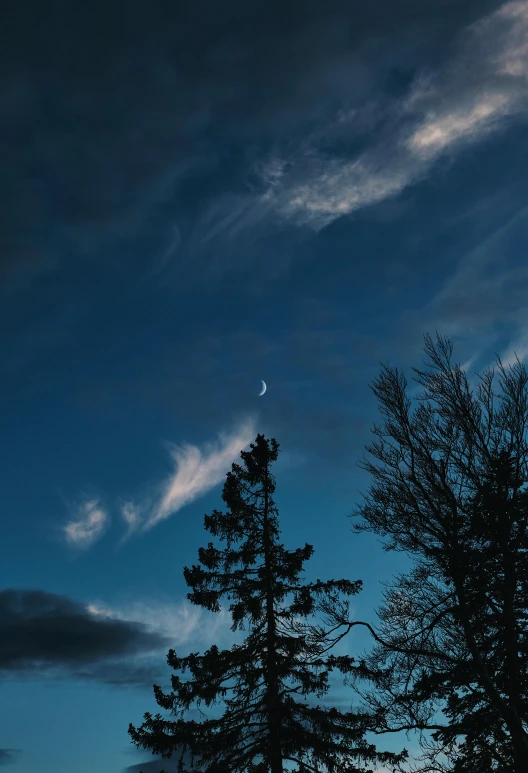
<box><xmin>417</xmin><ymin>203</ymin><xmax>528</xmax><ymax>369</ymax></box>
<box><xmin>121</xmin><ymin>417</ymin><xmax>256</xmax><ymax>536</ymax></box>
<box><xmin>63</xmin><ymin>498</ymin><xmax>108</xmax><ymax>549</ymax></box>
<box><xmin>249</xmin><ymin>1</ymin><xmax>528</xmax><ymax>230</ymax></box>
<box><xmin>407</xmin><ymin>92</ymin><xmax>510</xmax><ymax>159</ymax></box>
<box><xmin>498</xmin><ymin>328</ymin><xmax>528</xmax><ymax>368</ymax></box>
<box><xmin>88</xmin><ymin>598</ymin><xmax>237</xmax><ymax>650</ymax></box>
<box><xmin>427</xmin><ymin>205</ymin><xmax>528</xmax><ymax>328</ymax></box>
<box><xmin>120</xmin><ymin>500</ymin><xmax>142</xmax><ymax>535</ymax></box>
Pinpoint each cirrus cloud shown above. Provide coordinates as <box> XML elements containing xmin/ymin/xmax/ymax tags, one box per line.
<box><xmin>121</xmin><ymin>417</ymin><xmax>256</xmax><ymax>536</ymax></box>
<box><xmin>63</xmin><ymin>498</ymin><xmax>108</xmax><ymax>549</ymax></box>
<box><xmin>247</xmin><ymin>1</ymin><xmax>528</xmax><ymax>231</ymax></box>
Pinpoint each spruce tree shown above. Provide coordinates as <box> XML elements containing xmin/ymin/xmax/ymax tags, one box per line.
<box><xmin>129</xmin><ymin>434</ymin><xmax>406</xmax><ymax>773</ymax></box>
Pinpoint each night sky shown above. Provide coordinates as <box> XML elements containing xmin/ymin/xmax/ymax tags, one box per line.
<box><xmin>1</xmin><ymin>1</ymin><xmax>528</xmax><ymax>771</ymax></box>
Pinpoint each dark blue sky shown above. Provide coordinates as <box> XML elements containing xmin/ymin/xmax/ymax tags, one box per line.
<box><xmin>1</xmin><ymin>1</ymin><xmax>528</xmax><ymax>770</ymax></box>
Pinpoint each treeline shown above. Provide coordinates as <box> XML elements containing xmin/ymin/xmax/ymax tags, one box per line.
<box><xmin>129</xmin><ymin>334</ymin><xmax>528</xmax><ymax>773</ymax></box>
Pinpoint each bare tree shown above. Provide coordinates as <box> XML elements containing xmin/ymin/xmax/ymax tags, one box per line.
<box><xmin>349</xmin><ymin>333</ymin><xmax>528</xmax><ymax>772</ymax></box>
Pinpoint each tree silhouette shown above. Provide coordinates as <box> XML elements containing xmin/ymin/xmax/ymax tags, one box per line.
<box><xmin>129</xmin><ymin>434</ymin><xmax>406</xmax><ymax>773</ymax></box>
<box><xmin>350</xmin><ymin>334</ymin><xmax>528</xmax><ymax>772</ymax></box>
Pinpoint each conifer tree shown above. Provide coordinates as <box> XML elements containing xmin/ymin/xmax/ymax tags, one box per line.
<box><xmin>129</xmin><ymin>434</ymin><xmax>406</xmax><ymax>773</ymax></box>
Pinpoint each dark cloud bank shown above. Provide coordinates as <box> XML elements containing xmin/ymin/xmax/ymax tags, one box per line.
<box><xmin>0</xmin><ymin>589</ymin><xmax>168</xmax><ymax>686</ymax></box>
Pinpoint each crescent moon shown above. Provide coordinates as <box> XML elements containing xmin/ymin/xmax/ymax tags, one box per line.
<box><xmin>258</xmin><ymin>380</ymin><xmax>267</xmax><ymax>397</ymax></box>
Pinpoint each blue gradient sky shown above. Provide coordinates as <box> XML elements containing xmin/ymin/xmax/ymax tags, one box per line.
<box><xmin>2</xmin><ymin>1</ymin><xmax>528</xmax><ymax>770</ymax></box>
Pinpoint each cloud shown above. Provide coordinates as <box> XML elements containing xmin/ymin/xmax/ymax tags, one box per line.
<box><xmin>411</xmin><ymin>202</ymin><xmax>528</xmax><ymax>371</ymax></box>
<box><xmin>88</xmin><ymin>598</ymin><xmax>236</xmax><ymax>650</ymax></box>
<box><xmin>265</xmin><ymin>152</ymin><xmax>413</xmax><ymax>230</ymax></box>
<box><xmin>123</xmin><ymin>754</ymin><xmax>194</xmax><ymax>773</ymax></box>
<box><xmin>427</xmin><ymin>204</ymin><xmax>528</xmax><ymax>327</ymax></box>
<box><xmin>122</xmin><ymin>417</ymin><xmax>255</xmax><ymax>535</ymax></box>
<box><xmin>0</xmin><ymin>589</ymin><xmax>169</xmax><ymax>685</ymax></box>
<box><xmin>0</xmin><ymin>749</ymin><xmax>20</xmax><ymax>767</ymax></box>
<box><xmin>63</xmin><ymin>498</ymin><xmax>108</xmax><ymax>549</ymax></box>
<box><xmin>407</xmin><ymin>92</ymin><xmax>510</xmax><ymax>158</ymax></box>
<box><xmin>120</xmin><ymin>500</ymin><xmax>142</xmax><ymax>535</ymax></box>
<box><xmin>77</xmin><ymin>323</ymin><xmax>381</xmax><ymax>479</ymax></box>
<box><xmin>497</xmin><ymin>327</ymin><xmax>528</xmax><ymax>368</ymax></box>
<box><xmin>73</xmin><ymin>660</ymin><xmax>166</xmax><ymax>690</ymax></box>
<box><xmin>1</xmin><ymin>0</ymin><xmax>499</xmax><ymax>287</ymax></box>
<box><xmin>78</xmin><ymin>597</ymin><xmax>240</xmax><ymax>689</ymax></box>
<box><xmin>249</xmin><ymin>1</ymin><xmax>528</xmax><ymax>231</ymax></box>
<box><xmin>0</xmin><ymin>0</ymin><xmax>366</xmax><ymax>285</ymax></box>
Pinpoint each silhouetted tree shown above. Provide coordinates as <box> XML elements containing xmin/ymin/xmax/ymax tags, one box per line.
<box><xmin>350</xmin><ymin>334</ymin><xmax>528</xmax><ymax>773</ymax></box>
<box><xmin>129</xmin><ymin>434</ymin><xmax>406</xmax><ymax>773</ymax></box>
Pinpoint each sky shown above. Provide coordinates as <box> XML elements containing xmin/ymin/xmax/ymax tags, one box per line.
<box><xmin>1</xmin><ymin>0</ymin><xmax>528</xmax><ymax>770</ymax></box>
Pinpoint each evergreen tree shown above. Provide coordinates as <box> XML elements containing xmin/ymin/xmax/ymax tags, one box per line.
<box><xmin>129</xmin><ymin>434</ymin><xmax>406</xmax><ymax>773</ymax></box>
<box><xmin>350</xmin><ymin>334</ymin><xmax>528</xmax><ymax>773</ymax></box>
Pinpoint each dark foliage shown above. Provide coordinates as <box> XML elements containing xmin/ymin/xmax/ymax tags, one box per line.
<box><xmin>129</xmin><ymin>434</ymin><xmax>406</xmax><ymax>773</ymax></box>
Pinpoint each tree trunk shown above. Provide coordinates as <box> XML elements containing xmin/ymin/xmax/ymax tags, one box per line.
<box><xmin>263</xmin><ymin>459</ymin><xmax>282</xmax><ymax>773</ymax></box>
<box><xmin>500</xmin><ymin>504</ymin><xmax>528</xmax><ymax>773</ymax></box>
<box><xmin>453</xmin><ymin>549</ymin><xmax>528</xmax><ymax>773</ymax></box>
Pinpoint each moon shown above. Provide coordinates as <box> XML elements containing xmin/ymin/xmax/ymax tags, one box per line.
<box><xmin>258</xmin><ymin>380</ymin><xmax>267</xmax><ymax>396</ymax></box>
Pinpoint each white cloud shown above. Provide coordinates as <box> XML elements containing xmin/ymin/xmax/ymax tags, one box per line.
<box><xmin>149</xmin><ymin>418</ymin><xmax>255</xmax><ymax>529</ymax></box>
<box><xmin>271</xmin><ymin>153</ymin><xmax>412</xmax><ymax>230</ymax></box>
<box><xmin>120</xmin><ymin>499</ymin><xmax>142</xmax><ymax>535</ymax></box>
<box><xmin>64</xmin><ymin>499</ymin><xmax>108</xmax><ymax>549</ymax></box>
<box><xmin>407</xmin><ymin>92</ymin><xmax>510</xmax><ymax>159</ymax></box>
<box><xmin>88</xmin><ymin>598</ymin><xmax>237</xmax><ymax>649</ymax></box>
<box><xmin>498</xmin><ymin>328</ymin><xmax>528</xmax><ymax>368</ymax></box>
<box><xmin>253</xmin><ymin>1</ymin><xmax>528</xmax><ymax>230</ymax></box>
<box><xmin>122</xmin><ymin>417</ymin><xmax>256</xmax><ymax>535</ymax></box>
<box><xmin>489</xmin><ymin>1</ymin><xmax>528</xmax><ymax>77</ymax></box>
